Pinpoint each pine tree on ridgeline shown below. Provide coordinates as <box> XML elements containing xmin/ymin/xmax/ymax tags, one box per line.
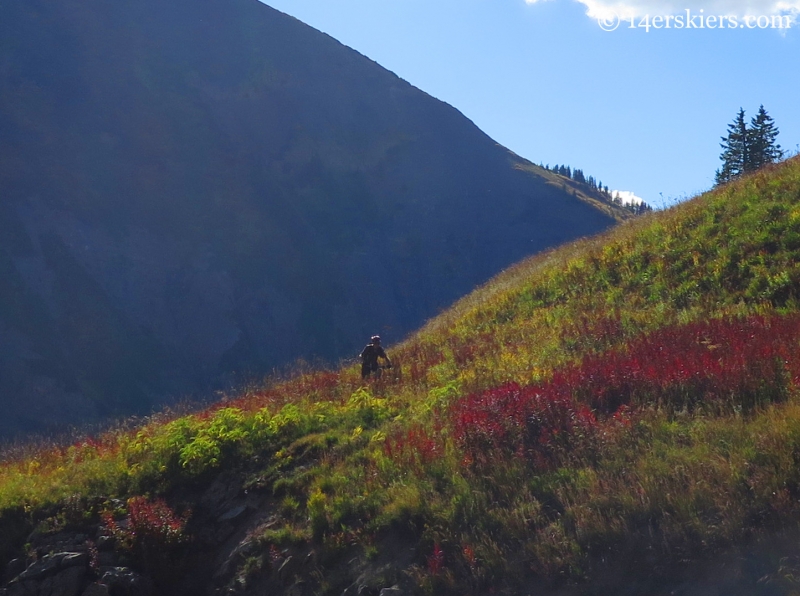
<box><xmin>542</xmin><ymin>163</ymin><xmax>625</xmax><ymax>205</ymax></box>
<box><xmin>716</xmin><ymin>108</ymin><xmax>749</xmax><ymax>186</ymax></box>
<box><xmin>716</xmin><ymin>106</ymin><xmax>783</xmax><ymax>186</ymax></box>
<box><xmin>748</xmin><ymin>105</ymin><xmax>783</xmax><ymax>171</ymax></box>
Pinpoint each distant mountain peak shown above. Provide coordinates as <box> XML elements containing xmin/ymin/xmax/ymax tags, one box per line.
<box><xmin>0</xmin><ymin>0</ymin><xmax>624</xmax><ymax>437</ymax></box>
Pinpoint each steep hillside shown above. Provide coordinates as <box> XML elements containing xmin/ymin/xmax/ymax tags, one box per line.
<box><xmin>3</xmin><ymin>157</ymin><xmax>800</xmax><ymax>595</ymax></box>
<box><xmin>0</xmin><ymin>0</ymin><xmax>624</xmax><ymax>437</ymax></box>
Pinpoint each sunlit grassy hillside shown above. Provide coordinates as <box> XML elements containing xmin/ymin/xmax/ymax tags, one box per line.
<box><xmin>3</xmin><ymin>157</ymin><xmax>800</xmax><ymax>595</ymax></box>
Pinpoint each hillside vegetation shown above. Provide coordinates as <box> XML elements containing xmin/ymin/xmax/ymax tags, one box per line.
<box><xmin>3</xmin><ymin>157</ymin><xmax>800</xmax><ymax>595</ymax></box>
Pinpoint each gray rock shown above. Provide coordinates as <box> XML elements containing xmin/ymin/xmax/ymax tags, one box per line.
<box><xmin>212</xmin><ymin>538</ymin><xmax>257</xmax><ymax>581</ymax></box>
<box><xmin>59</xmin><ymin>553</ymin><xmax>89</xmax><ymax>569</ymax></box>
<box><xmin>14</xmin><ymin>549</ymin><xmax>91</xmax><ymax>590</ymax></box>
<box><xmin>94</xmin><ymin>537</ymin><xmax>114</xmax><ymax>552</ymax></box>
<box><xmin>278</xmin><ymin>556</ymin><xmax>297</xmax><ymax>581</ymax></box>
<box><xmin>17</xmin><ymin>554</ymin><xmax>64</xmax><ymax>581</ymax></box>
<box><xmin>98</xmin><ymin>567</ymin><xmax>152</xmax><ymax>596</ymax></box>
<box><xmin>80</xmin><ymin>584</ymin><xmax>110</xmax><ymax>596</ymax></box>
<box><xmin>378</xmin><ymin>586</ymin><xmax>403</xmax><ymax>596</ymax></box>
<box><xmin>95</xmin><ymin>553</ymin><xmax>116</xmax><ymax>568</ymax></box>
<box><xmin>3</xmin><ymin>559</ymin><xmax>27</xmax><ymax>583</ymax></box>
<box><xmin>340</xmin><ymin>583</ymin><xmax>362</xmax><ymax>596</ymax></box>
<box><xmin>5</xmin><ymin>580</ymin><xmax>37</xmax><ymax>596</ymax></box>
<box><xmin>217</xmin><ymin>504</ymin><xmax>247</xmax><ymax>523</ymax></box>
<box><xmin>214</xmin><ymin>524</ymin><xmax>236</xmax><ymax>544</ymax></box>
<box><xmin>200</xmin><ymin>473</ymin><xmax>241</xmax><ymax>515</ymax></box>
<box><xmin>37</xmin><ymin>565</ymin><xmax>86</xmax><ymax>596</ymax></box>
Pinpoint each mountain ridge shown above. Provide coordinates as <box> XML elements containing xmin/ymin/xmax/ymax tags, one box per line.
<box><xmin>0</xmin><ymin>0</ymin><xmax>625</xmax><ymax>437</ymax></box>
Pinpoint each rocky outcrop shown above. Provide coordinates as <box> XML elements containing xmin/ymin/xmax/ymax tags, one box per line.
<box><xmin>0</xmin><ymin>470</ymin><xmax>419</xmax><ymax>596</ymax></box>
<box><xmin>0</xmin><ymin>534</ymin><xmax>151</xmax><ymax>596</ymax></box>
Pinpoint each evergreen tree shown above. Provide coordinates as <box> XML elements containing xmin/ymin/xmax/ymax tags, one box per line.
<box><xmin>716</xmin><ymin>106</ymin><xmax>782</xmax><ymax>186</ymax></box>
<box><xmin>748</xmin><ymin>105</ymin><xmax>783</xmax><ymax>170</ymax></box>
<box><xmin>716</xmin><ymin>108</ymin><xmax>748</xmax><ymax>185</ymax></box>
<box><xmin>543</xmin><ymin>162</ymin><xmax>638</xmax><ymax>213</ymax></box>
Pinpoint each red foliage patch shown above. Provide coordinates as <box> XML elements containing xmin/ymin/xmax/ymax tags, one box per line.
<box><xmin>563</xmin><ymin>314</ymin><xmax>800</xmax><ymax>414</ymax></box>
<box><xmin>427</xmin><ymin>542</ymin><xmax>445</xmax><ymax>575</ymax></box>
<box><xmin>452</xmin><ymin>382</ymin><xmax>597</xmax><ymax>467</ymax></box>
<box><xmin>452</xmin><ymin>314</ymin><xmax>800</xmax><ymax>466</ymax></box>
<box><xmin>103</xmin><ymin>496</ymin><xmax>189</xmax><ymax>553</ymax></box>
<box><xmin>384</xmin><ymin>426</ymin><xmax>441</xmax><ymax>471</ymax></box>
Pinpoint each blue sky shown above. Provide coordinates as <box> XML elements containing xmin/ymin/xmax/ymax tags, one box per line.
<box><xmin>264</xmin><ymin>0</ymin><xmax>798</xmax><ymax>207</ymax></box>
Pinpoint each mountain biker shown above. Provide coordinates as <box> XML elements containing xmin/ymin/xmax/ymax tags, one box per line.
<box><xmin>360</xmin><ymin>335</ymin><xmax>392</xmax><ymax>379</ymax></box>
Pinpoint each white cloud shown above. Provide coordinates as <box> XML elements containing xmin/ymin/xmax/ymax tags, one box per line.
<box><xmin>611</xmin><ymin>190</ymin><xmax>644</xmax><ymax>205</ymax></box>
<box><xmin>526</xmin><ymin>0</ymin><xmax>800</xmax><ymax>21</ymax></box>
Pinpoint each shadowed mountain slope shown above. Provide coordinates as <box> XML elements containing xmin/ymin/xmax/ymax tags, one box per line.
<box><xmin>0</xmin><ymin>0</ymin><xmax>623</xmax><ymax>436</ymax></box>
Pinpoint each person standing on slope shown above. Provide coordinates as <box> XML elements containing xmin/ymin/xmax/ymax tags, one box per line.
<box><xmin>360</xmin><ymin>335</ymin><xmax>392</xmax><ymax>379</ymax></box>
